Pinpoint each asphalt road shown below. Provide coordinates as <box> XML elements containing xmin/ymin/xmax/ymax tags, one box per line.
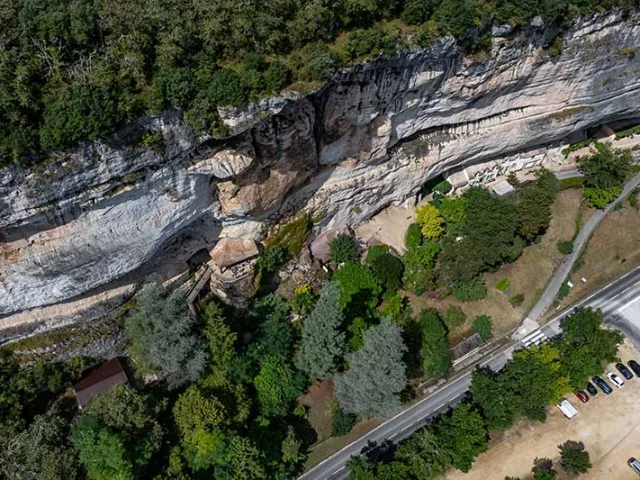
<box><xmin>300</xmin><ymin>265</ymin><xmax>640</xmax><ymax>480</ymax></box>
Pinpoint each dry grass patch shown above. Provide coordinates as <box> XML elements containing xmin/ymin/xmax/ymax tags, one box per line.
<box><xmin>405</xmin><ymin>189</ymin><xmax>584</xmax><ymax>340</ymax></box>
<box><xmin>304</xmin><ymin>418</ymin><xmax>382</xmax><ymax>471</ymax></box>
<box><xmin>556</xmin><ymin>196</ymin><xmax>640</xmax><ymax>310</ymax></box>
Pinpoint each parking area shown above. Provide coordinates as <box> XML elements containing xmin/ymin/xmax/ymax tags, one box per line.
<box><xmin>446</xmin><ymin>340</ymin><xmax>640</xmax><ymax>480</ymax></box>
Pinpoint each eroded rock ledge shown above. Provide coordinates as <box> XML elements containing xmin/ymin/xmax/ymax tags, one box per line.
<box><xmin>2</xmin><ymin>11</ymin><xmax>640</xmax><ymax>332</ymax></box>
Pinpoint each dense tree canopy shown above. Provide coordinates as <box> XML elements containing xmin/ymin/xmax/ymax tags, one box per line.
<box><xmin>1</xmin><ymin>0</ymin><xmax>634</xmax><ymax>166</ymax></box>
<box><xmin>125</xmin><ymin>283</ymin><xmax>208</xmax><ymax>389</ymax></box>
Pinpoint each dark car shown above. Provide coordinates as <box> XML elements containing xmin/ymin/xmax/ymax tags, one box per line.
<box><xmin>575</xmin><ymin>391</ymin><xmax>589</xmax><ymax>403</ymax></box>
<box><xmin>585</xmin><ymin>382</ymin><xmax>598</xmax><ymax>396</ymax></box>
<box><xmin>592</xmin><ymin>375</ymin><xmax>613</xmax><ymax>394</ymax></box>
<box><xmin>629</xmin><ymin>360</ymin><xmax>640</xmax><ymax>377</ymax></box>
<box><xmin>617</xmin><ymin>363</ymin><xmax>634</xmax><ymax>380</ymax></box>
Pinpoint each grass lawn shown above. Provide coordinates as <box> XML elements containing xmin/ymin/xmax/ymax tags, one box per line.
<box><xmin>554</xmin><ymin>192</ymin><xmax>640</xmax><ymax>311</ymax></box>
<box><xmin>404</xmin><ymin>188</ymin><xmax>584</xmax><ymax>343</ymax></box>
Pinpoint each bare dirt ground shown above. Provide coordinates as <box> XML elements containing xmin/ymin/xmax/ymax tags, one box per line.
<box><xmin>355</xmin><ymin>205</ymin><xmax>416</xmax><ymax>254</ymax></box>
<box><xmin>446</xmin><ymin>340</ymin><xmax>640</xmax><ymax>480</ymax></box>
<box><xmin>405</xmin><ymin>188</ymin><xmax>583</xmax><ymax>342</ymax></box>
<box><xmin>556</xmin><ymin>196</ymin><xmax>640</xmax><ymax>312</ymax></box>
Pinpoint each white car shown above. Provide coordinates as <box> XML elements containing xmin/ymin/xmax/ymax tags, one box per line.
<box><xmin>607</xmin><ymin>372</ymin><xmax>625</xmax><ymax>388</ymax></box>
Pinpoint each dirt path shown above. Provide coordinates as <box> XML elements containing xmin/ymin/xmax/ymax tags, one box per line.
<box><xmin>445</xmin><ymin>340</ymin><xmax>640</xmax><ymax>480</ymax></box>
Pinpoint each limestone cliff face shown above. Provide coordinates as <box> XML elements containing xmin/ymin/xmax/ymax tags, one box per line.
<box><xmin>2</xmin><ymin>11</ymin><xmax>640</xmax><ymax>329</ymax></box>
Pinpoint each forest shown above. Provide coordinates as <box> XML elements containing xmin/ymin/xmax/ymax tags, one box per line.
<box><xmin>0</xmin><ymin>0</ymin><xmax>636</xmax><ymax>167</ymax></box>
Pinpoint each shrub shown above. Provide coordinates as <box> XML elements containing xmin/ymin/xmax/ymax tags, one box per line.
<box><xmin>291</xmin><ymin>283</ymin><xmax>316</xmax><ymax>316</ymax></box>
<box><xmin>495</xmin><ymin>277</ymin><xmax>510</xmax><ymax>292</ymax></box>
<box><xmin>266</xmin><ymin>214</ymin><xmax>313</xmax><ymax>257</ymax></box>
<box><xmin>264</xmin><ymin>61</ymin><xmax>291</xmax><ymax>92</ymax></box>
<box><xmin>452</xmin><ymin>277</ymin><xmax>487</xmax><ymax>302</ymax></box>
<box><xmin>509</xmin><ymin>293</ymin><xmax>525</xmax><ymax>307</ymax></box>
<box><xmin>332</xmin><ymin>407</ymin><xmax>357</xmax><ymax>436</ymax></box>
<box><xmin>557</xmin><ymin>240</ymin><xmax>574</xmax><ymax>255</ymax></box>
<box><xmin>444</xmin><ymin>305</ymin><xmax>467</xmax><ymax>330</ymax></box>
<box><xmin>549</xmin><ymin>35</ymin><xmax>563</xmax><ymax>57</ymax></box>
<box><xmin>558</xmin><ymin>177</ymin><xmax>585</xmax><ymax>190</ymax></box>
<box><xmin>472</xmin><ymin>315</ymin><xmax>493</xmax><ymax>341</ymax></box>
<box><xmin>432</xmin><ymin>180</ymin><xmax>452</xmax><ymax>196</ymax></box>
<box><xmin>329</xmin><ymin>233</ymin><xmax>358</xmax><ymax>263</ymax></box>
<box><xmin>584</xmin><ymin>186</ymin><xmax>620</xmax><ymax>208</ymax></box>
<box><xmin>365</xmin><ymin>244</ymin><xmax>389</xmax><ymax>264</ymax></box>
<box><xmin>405</xmin><ymin>223</ymin><xmax>424</xmax><ymax>249</ymax></box>
<box><xmin>255</xmin><ymin>245</ymin><xmax>287</xmax><ymax>289</ymax></box>
<box><xmin>557</xmin><ymin>281</ymin><xmax>571</xmax><ymax>300</ymax></box>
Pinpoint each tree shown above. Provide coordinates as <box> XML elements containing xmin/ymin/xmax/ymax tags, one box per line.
<box><xmin>227</xmin><ymin>436</ymin><xmax>268</xmax><ymax>480</ymax></box>
<box><xmin>173</xmin><ymin>386</ymin><xmax>227</xmax><ymax>437</ymax></box>
<box><xmin>333</xmin><ymin>262</ymin><xmax>382</xmax><ymax>312</ymax></box>
<box><xmin>444</xmin><ymin>305</ymin><xmax>466</xmax><ymax>330</ymax></box>
<box><xmin>517</xmin><ymin>186</ymin><xmax>553</xmax><ymax>241</ymax></box>
<box><xmin>334</xmin><ymin>319</ymin><xmax>407</xmax><ymax>418</ymax></box>
<box><xmin>559</xmin><ymin>308</ymin><xmax>623</xmax><ymax>388</ymax></box>
<box><xmin>438</xmin><ymin>196</ymin><xmax>467</xmax><ymax>235</ymax></box>
<box><xmin>125</xmin><ymin>283</ymin><xmax>208</xmax><ymax>389</ymax></box>
<box><xmin>557</xmin><ymin>240</ymin><xmax>574</xmax><ymax>254</ymax></box>
<box><xmin>83</xmin><ymin>384</ymin><xmax>163</xmax><ymax>465</ymax></box>
<box><xmin>370</xmin><ymin>252</ymin><xmax>404</xmax><ymax>294</ymax></box>
<box><xmin>435</xmin><ymin>403</ymin><xmax>488</xmax><ymax>473</ymax></box>
<box><xmin>247</xmin><ymin>294</ymin><xmax>294</xmax><ymax>367</ymax></box>
<box><xmin>295</xmin><ymin>282</ymin><xmax>348</xmax><ymax>379</ymax></box>
<box><xmin>254</xmin><ymin>355</ymin><xmax>305</xmax><ymax>418</ymax></box>
<box><xmin>473</xmin><ymin>315</ymin><xmax>493</xmax><ymax>341</ymax></box>
<box><xmin>290</xmin><ymin>283</ymin><xmax>316</xmax><ymax>316</ymax></box>
<box><xmin>394</xmin><ymin>428</ymin><xmax>451</xmax><ymax>479</ymax></box>
<box><xmin>532</xmin><ymin>458</ymin><xmax>557</xmax><ymax>480</ymax></box>
<box><xmin>0</xmin><ymin>412</ymin><xmax>79</xmax><ymax>480</ymax></box>
<box><xmin>402</xmin><ymin>240</ymin><xmax>440</xmax><ymax>295</ymax></box>
<box><xmin>417</xmin><ymin>309</ymin><xmax>451</xmax><ymax>379</ymax></box>
<box><xmin>579</xmin><ymin>143</ymin><xmax>631</xmax><ymax>208</ymax></box>
<box><xmin>416</xmin><ymin>203</ymin><xmax>445</xmax><ymax>239</ymax></box>
<box><xmin>559</xmin><ymin>440</ymin><xmax>591</xmax><ymax>474</ymax></box>
<box><xmin>470</xmin><ymin>369</ymin><xmax>519</xmax><ymax>431</ymax></box>
<box><xmin>329</xmin><ymin>233</ymin><xmax>358</xmax><ymax>263</ymax></box>
<box><xmin>70</xmin><ymin>416</ymin><xmax>134</xmax><ymax>480</ymax></box>
<box><xmin>201</xmin><ymin>301</ymin><xmax>237</xmax><ymax>386</ymax></box>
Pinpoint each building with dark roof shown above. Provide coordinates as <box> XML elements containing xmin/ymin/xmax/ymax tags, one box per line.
<box><xmin>73</xmin><ymin>357</ymin><xmax>128</xmax><ymax>409</ymax></box>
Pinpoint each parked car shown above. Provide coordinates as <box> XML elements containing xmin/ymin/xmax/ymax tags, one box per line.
<box><xmin>628</xmin><ymin>457</ymin><xmax>640</xmax><ymax>476</ymax></box>
<box><xmin>575</xmin><ymin>391</ymin><xmax>589</xmax><ymax>403</ymax></box>
<box><xmin>629</xmin><ymin>360</ymin><xmax>640</xmax><ymax>377</ymax></box>
<box><xmin>585</xmin><ymin>382</ymin><xmax>598</xmax><ymax>396</ymax></box>
<box><xmin>607</xmin><ymin>372</ymin><xmax>625</xmax><ymax>388</ymax></box>
<box><xmin>592</xmin><ymin>376</ymin><xmax>613</xmax><ymax>394</ymax></box>
<box><xmin>556</xmin><ymin>398</ymin><xmax>578</xmax><ymax>419</ymax></box>
<box><xmin>616</xmin><ymin>363</ymin><xmax>634</xmax><ymax>380</ymax></box>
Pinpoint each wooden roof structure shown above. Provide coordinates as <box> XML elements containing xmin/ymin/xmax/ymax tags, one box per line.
<box><xmin>73</xmin><ymin>357</ymin><xmax>128</xmax><ymax>408</ymax></box>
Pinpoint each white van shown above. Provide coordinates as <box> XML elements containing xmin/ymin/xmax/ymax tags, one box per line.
<box><xmin>556</xmin><ymin>399</ymin><xmax>578</xmax><ymax>419</ymax></box>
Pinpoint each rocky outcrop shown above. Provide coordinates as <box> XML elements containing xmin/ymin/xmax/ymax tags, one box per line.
<box><xmin>2</xmin><ymin>11</ymin><xmax>640</xmax><ymax>331</ymax></box>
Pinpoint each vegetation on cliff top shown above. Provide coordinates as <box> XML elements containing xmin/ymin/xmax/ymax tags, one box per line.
<box><xmin>1</xmin><ymin>0</ymin><xmax>636</xmax><ymax>167</ymax></box>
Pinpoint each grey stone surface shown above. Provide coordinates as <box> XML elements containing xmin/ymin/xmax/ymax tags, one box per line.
<box><xmin>2</xmin><ymin>12</ymin><xmax>640</xmax><ymax>327</ymax></box>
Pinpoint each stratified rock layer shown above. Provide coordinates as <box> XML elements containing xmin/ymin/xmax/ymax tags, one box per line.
<box><xmin>2</xmin><ymin>12</ymin><xmax>640</xmax><ymax>327</ymax></box>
